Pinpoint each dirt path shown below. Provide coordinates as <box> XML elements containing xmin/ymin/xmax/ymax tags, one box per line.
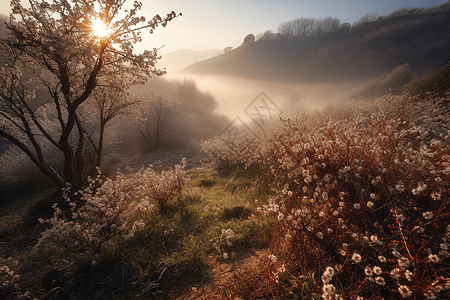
<box><xmin>172</xmin><ymin>249</ymin><xmax>270</xmax><ymax>300</ymax></box>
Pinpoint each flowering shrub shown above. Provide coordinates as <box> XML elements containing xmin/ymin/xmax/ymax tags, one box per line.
<box><xmin>0</xmin><ymin>264</ymin><xmax>39</xmax><ymax>300</ymax></box>
<box><xmin>203</xmin><ymin>93</ymin><xmax>450</xmax><ymax>299</ymax></box>
<box><xmin>211</xmin><ymin>228</ymin><xmax>237</xmax><ymax>260</ymax></box>
<box><xmin>0</xmin><ymin>264</ymin><xmax>19</xmax><ymax>291</ymax></box>
<box><xmin>201</xmin><ymin>128</ymin><xmax>261</xmax><ymax>168</ymax></box>
<box><xmin>35</xmin><ymin>159</ymin><xmax>189</xmax><ymax>254</ymax></box>
<box><xmin>142</xmin><ymin>158</ymin><xmax>189</xmax><ymax>212</ymax></box>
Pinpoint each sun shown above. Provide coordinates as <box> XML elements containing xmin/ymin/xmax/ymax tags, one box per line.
<box><xmin>91</xmin><ymin>18</ymin><xmax>109</xmax><ymax>38</ymax></box>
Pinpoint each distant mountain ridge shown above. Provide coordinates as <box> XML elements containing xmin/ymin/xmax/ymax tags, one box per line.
<box><xmin>184</xmin><ymin>4</ymin><xmax>450</xmax><ymax>82</ymax></box>
<box><xmin>158</xmin><ymin>49</ymin><xmax>222</xmax><ymax>73</ymax></box>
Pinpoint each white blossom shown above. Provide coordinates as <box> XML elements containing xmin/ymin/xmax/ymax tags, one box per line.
<box><xmin>423</xmin><ymin>211</ymin><xmax>433</xmax><ymax>220</ymax></box>
<box><xmin>352</xmin><ymin>253</ymin><xmax>362</xmax><ymax>263</ymax></box>
<box><xmin>373</xmin><ymin>266</ymin><xmax>382</xmax><ymax>275</ymax></box>
<box><xmin>428</xmin><ymin>254</ymin><xmax>439</xmax><ymax>263</ymax></box>
<box><xmin>398</xmin><ymin>285</ymin><xmax>413</xmax><ymax>298</ymax></box>
<box><xmin>375</xmin><ymin>276</ymin><xmax>385</xmax><ymax>286</ymax></box>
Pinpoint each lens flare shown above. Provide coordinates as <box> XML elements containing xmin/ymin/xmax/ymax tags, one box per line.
<box><xmin>91</xmin><ymin>18</ymin><xmax>109</xmax><ymax>38</ymax></box>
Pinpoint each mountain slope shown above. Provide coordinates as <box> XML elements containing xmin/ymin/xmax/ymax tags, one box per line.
<box><xmin>185</xmin><ymin>7</ymin><xmax>450</xmax><ymax>82</ymax></box>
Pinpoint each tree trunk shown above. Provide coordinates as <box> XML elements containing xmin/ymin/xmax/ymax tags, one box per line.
<box><xmin>75</xmin><ymin>117</ymin><xmax>86</xmax><ymax>188</ymax></box>
<box><xmin>154</xmin><ymin>128</ymin><xmax>160</xmax><ymax>151</ymax></box>
<box><xmin>96</xmin><ymin>120</ymin><xmax>106</xmax><ymax>167</ymax></box>
<box><xmin>59</xmin><ymin>107</ymin><xmax>77</xmax><ymax>183</ymax></box>
<box><xmin>61</xmin><ymin>141</ymin><xmax>75</xmax><ymax>184</ymax></box>
<box><xmin>41</xmin><ymin>165</ymin><xmax>65</xmax><ymax>188</ymax></box>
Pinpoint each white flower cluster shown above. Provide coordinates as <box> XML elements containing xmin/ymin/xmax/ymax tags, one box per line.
<box><xmin>0</xmin><ymin>264</ymin><xmax>37</xmax><ymax>299</ymax></box>
<box><xmin>138</xmin><ymin>158</ymin><xmax>189</xmax><ymax>211</ymax></box>
<box><xmin>272</xmin><ymin>264</ymin><xmax>286</xmax><ymax>283</ymax></box>
<box><xmin>222</xmin><ymin>228</ymin><xmax>236</xmax><ymax>246</ymax></box>
<box><xmin>322</xmin><ymin>266</ymin><xmax>335</xmax><ymax>284</ymax></box>
<box><xmin>398</xmin><ymin>285</ymin><xmax>413</xmax><ymax>298</ymax></box>
<box><xmin>0</xmin><ymin>264</ymin><xmax>19</xmax><ymax>286</ymax></box>
<box><xmin>352</xmin><ymin>253</ymin><xmax>362</xmax><ymax>263</ymax></box>
<box><xmin>322</xmin><ymin>267</ymin><xmax>342</xmax><ymax>300</ymax></box>
<box><xmin>212</xmin><ymin>228</ymin><xmax>237</xmax><ymax>259</ymax></box>
<box><xmin>268</xmin><ymin>254</ymin><xmax>277</xmax><ymax>264</ymax></box>
<box><xmin>35</xmin><ymin>159</ymin><xmax>189</xmax><ymax>252</ymax></box>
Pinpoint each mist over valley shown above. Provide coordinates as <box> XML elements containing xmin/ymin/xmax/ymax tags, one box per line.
<box><xmin>153</xmin><ymin>2</ymin><xmax>450</xmax><ymax>128</ymax></box>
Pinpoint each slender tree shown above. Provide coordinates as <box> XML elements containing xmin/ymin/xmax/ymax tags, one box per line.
<box><xmin>137</xmin><ymin>92</ymin><xmax>179</xmax><ymax>153</ymax></box>
<box><xmin>0</xmin><ymin>0</ymin><xmax>180</xmax><ymax>187</ymax></box>
<box><xmin>80</xmin><ymin>74</ymin><xmax>142</xmax><ymax>168</ymax></box>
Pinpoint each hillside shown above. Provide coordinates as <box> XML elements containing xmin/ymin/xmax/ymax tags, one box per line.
<box><xmin>185</xmin><ymin>5</ymin><xmax>450</xmax><ymax>82</ymax></box>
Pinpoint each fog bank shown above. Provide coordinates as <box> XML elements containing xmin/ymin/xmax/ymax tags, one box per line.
<box><xmin>166</xmin><ymin>72</ymin><xmax>366</xmax><ymax>126</ymax></box>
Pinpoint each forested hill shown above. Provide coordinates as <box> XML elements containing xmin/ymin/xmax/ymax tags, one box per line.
<box><xmin>185</xmin><ymin>3</ymin><xmax>450</xmax><ymax>83</ymax></box>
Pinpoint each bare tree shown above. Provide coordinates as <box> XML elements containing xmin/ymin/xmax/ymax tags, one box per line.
<box><xmin>299</xmin><ymin>18</ymin><xmax>316</xmax><ymax>36</ymax></box>
<box><xmin>258</xmin><ymin>30</ymin><xmax>276</xmax><ymax>41</ymax></box>
<box><xmin>278</xmin><ymin>17</ymin><xmax>340</xmax><ymax>37</ymax></box>
<box><xmin>322</xmin><ymin>17</ymin><xmax>341</xmax><ymax>33</ymax></box>
<box><xmin>81</xmin><ymin>76</ymin><xmax>143</xmax><ymax>167</ymax></box>
<box><xmin>137</xmin><ymin>92</ymin><xmax>180</xmax><ymax>152</ymax></box>
<box><xmin>313</xmin><ymin>19</ymin><xmax>325</xmax><ymax>36</ymax></box>
<box><xmin>277</xmin><ymin>21</ymin><xmax>291</xmax><ymax>36</ymax></box>
<box><xmin>351</xmin><ymin>13</ymin><xmax>378</xmax><ymax>28</ymax></box>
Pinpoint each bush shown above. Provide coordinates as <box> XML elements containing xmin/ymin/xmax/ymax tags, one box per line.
<box><xmin>35</xmin><ymin>159</ymin><xmax>189</xmax><ymax>255</ymax></box>
<box><xmin>202</xmin><ymin>94</ymin><xmax>450</xmax><ymax>299</ymax></box>
<box><xmin>143</xmin><ymin>158</ymin><xmax>189</xmax><ymax>213</ymax></box>
<box><xmin>352</xmin><ymin>63</ymin><xmax>414</xmax><ymax>99</ymax></box>
<box><xmin>404</xmin><ymin>63</ymin><xmax>450</xmax><ymax>98</ymax></box>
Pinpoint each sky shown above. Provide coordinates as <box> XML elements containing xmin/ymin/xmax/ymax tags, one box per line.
<box><xmin>0</xmin><ymin>0</ymin><xmax>448</xmax><ymax>54</ymax></box>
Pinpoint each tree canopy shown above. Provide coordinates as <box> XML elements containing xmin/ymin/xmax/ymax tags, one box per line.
<box><xmin>243</xmin><ymin>33</ymin><xmax>255</xmax><ymax>45</ymax></box>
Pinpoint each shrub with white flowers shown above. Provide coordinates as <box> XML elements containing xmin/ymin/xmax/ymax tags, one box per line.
<box><xmin>203</xmin><ymin>93</ymin><xmax>450</xmax><ymax>299</ymax></box>
<box><xmin>35</xmin><ymin>159</ymin><xmax>189</xmax><ymax>254</ymax></box>
<box><xmin>0</xmin><ymin>264</ymin><xmax>39</xmax><ymax>300</ymax></box>
<box><xmin>0</xmin><ymin>265</ymin><xmax>19</xmax><ymax>289</ymax></box>
<box><xmin>143</xmin><ymin>158</ymin><xmax>189</xmax><ymax>212</ymax></box>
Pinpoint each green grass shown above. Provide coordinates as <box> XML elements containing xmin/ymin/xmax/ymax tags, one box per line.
<box><xmin>0</xmin><ymin>164</ymin><xmax>275</xmax><ymax>300</ymax></box>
